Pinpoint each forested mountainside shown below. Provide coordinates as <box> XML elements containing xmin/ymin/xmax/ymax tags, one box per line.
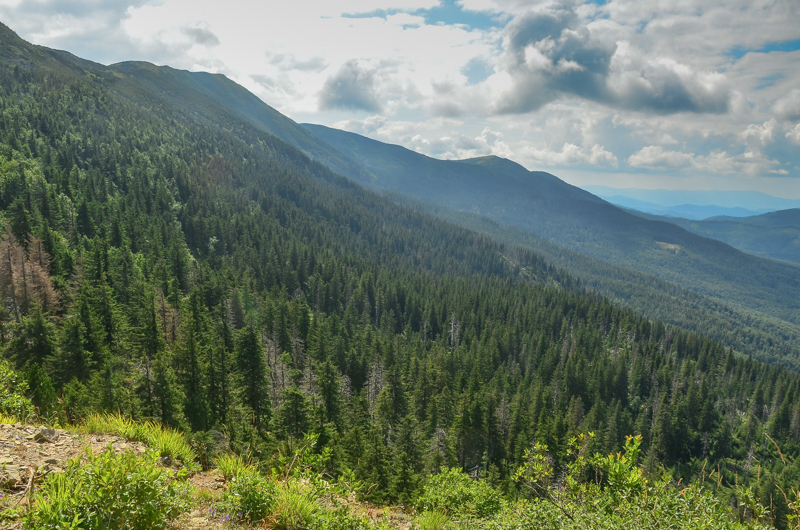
<box><xmin>630</xmin><ymin>208</ymin><xmax>800</xmax><ymax>266</ymax></box>
<box><xmin>1</xmin><ymin>22</ymin><xmax>800</xmax><ymax>527</ymax></box>
<box><xmin>401</xmin><ymin>197</ymin><xmax>800</xmax><ymax>370</ymax></box>
<box><xmin>301</xmin><ymin>125</ymin><xmax>800</xmax><ymax>358</ymax></box>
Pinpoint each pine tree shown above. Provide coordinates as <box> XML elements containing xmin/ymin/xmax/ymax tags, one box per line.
<box><xmin>236</xmin><ymin>325</ymin><xmax>271</xmax><ymax>430</ymax></box>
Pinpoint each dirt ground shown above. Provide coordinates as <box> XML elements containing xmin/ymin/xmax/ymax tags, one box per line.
<box><xmin>0</xmin><ymin>423</ymin><xmax>413</xmax><ymax>529</ymax></box>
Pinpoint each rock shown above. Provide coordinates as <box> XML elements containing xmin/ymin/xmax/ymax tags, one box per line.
<box><xmin>34</xmin><ymin>428</ymin><xmax>58</xmax><ymax>443</ymax></box>
<box><xmin>0</xmin><ymin>464</ymin><xmax>21</xmax><ymax>487</ymax></box>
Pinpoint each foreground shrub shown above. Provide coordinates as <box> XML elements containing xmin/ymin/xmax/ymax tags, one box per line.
<box><xmin>418</xmin><ymin>467</ymin><xmax>503</xmax><ymax>519</ymax></box>
<box><xmin>0</xmin><ymin>359</ymin><xmax>33</xmax><ymax>421</ymax></box>
<box><xmin>265</xmin><ymin>481</ymin><xmax>319</xmax><ymax>529</ymax></box>
<box><xmin>216</xmin><ymin>466</ymin><xmax>277</xmax><ymax>525</ymax></box>
<box><xmin>508</xmin><ymin>435</ymin><xmax>770</xmax><ymax>530</ymax></box>
<box><xmin>24</xmin><ymin>447</ymin><xmax>190</xmax><ymax>530</ymax></box>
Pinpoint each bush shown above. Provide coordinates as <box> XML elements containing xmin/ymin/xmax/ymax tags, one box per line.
<box><xmin>0</xmin><ymin>358</ymin><xmax>33</xmax><ymax>421</ymax></box>
<box><xmin>418</xmin><ymin>468</ymin><xmax>502</xmax><ymax>519</ymax></box>
<box><xmin>414</xmin><ymin>509</ymin><xmax>450</xmax><ymax>530</ymax></box>
<box><xmin>312</xmin><ymin>507</ymin><xmax>374</xmax><ymax>530</ymax></box>
<box><xmin>265</xmin><ymin>481</ymin><xmax>320</xmax><ymax>529</ymax></box>
<box><xmin>215</xmin><ymin>466</ymin><xmax>277</xmax><ymax>525</ymax></box>
<box><xmin>24</xmin><ymin>447</ymin><xmax>190</xmax><ymax>530</ymax></box>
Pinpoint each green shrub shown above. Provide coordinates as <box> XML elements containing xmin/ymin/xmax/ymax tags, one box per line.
<box><xmin>0</xmin><ymin>358</ymin><xmax>33</xmax><ymax>421</ymax></box>
<box><xmin>24</xmin><ymin>447</ymin><xmax>191</xmax><ymax>530</ymax></box>
<box><xmin>215</xmin><ymin>466</ymin><xmax>277</xmax><ymax>524</ymax></box>
<box><xmin>266</xmin><ymin>481</ymin><xmax>320</xmax><ymax>529</ymax></box>
<box><xmin>414</xmin><ymin>509</ymin><xmax>450</xmax><ymax>530</ymax></box>
<box><xmin>418</xmin><ymin>468</ymin><xmax>502</xmax><ymax>519</ymax></box>
<box><xmin>312</xmin><ymin>507</ymin><xmax>374</xmax><ymax>530</ymax></box>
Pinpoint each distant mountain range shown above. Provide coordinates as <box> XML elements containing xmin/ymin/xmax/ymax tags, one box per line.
<box><xmin>601</xmin><ymin>196</ymin><xmax>770</xmax><ymax>220</ymax></box>
<box><xmin>583</xmin><ymin>185</ymin><xmax>800</xmax><ymax>219</ymax></box>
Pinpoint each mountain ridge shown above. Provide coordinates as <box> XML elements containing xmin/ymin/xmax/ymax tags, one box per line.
<box><xmin>300</xmin><ymin>122</ymin><xmax>800</xmax><ymax>332</ymax></box>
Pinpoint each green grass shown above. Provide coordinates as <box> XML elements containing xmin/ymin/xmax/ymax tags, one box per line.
<box><xmin>72</xmin><ymin>413</ymin><xmax>199</xmax><ymax>471</ymax></box>
<box><xmin>214</xmin><ymin>452</ymin><xmax>255</xmax><ymax>481</ymax></box>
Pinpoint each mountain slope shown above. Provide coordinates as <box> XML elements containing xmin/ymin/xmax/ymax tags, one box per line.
<box><xmin>630</xmin><ymin>208</ymin><xmax>800</xmax><ymax>265</ymax></box>
<box><xmin>302</xmin><ymin>124</ymin><xmax>800</xmax><ymax>329</ymax></box>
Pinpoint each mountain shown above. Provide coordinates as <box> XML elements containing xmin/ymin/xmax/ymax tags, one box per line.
<box><xmin>601</xmin><ymin>195</ymin><xmax>769</xmax><ymax>219</ymax></box>
<box><xmin>630</xmin><ymin>208</ymin><xmax>800</xmax><ymax>265</ymax></box>
<box><xmin>2</xmin><ymin>21</ymin><xmax>800</xmax><ymax>527</ymax></box>
<box><xmin>582</xmin><ymin>185</ymin><xmax>800</xmax><ymax>212</ymax></box>
<box><xmin>302</xmin><ymin>124</ymin><xmax>800</xmax><ymax>338</ymax></box>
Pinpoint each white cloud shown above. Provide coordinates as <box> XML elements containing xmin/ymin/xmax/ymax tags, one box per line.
<box><xmin>628</xmin><ymin>146</ymin><xmax>695</xmax><ymax>169</ymax></box>
<box><xmin>787</xmin><ymin>124</ymin><xmax>800</xmax><ymax>145</ymax></box>
<box><xmin>741</xmin><ymin>119</ymin><xmax>776</xmax><ymax>147</ymax></box>
<box><xmin>524</xmin><ymin>142</ymin><xmax>618</xmax><ymax>168</ymax></box>
<box><xmin>774</xmin><ymin>90</ymin><xmax>800</xmax><ymax>121</ymax></box>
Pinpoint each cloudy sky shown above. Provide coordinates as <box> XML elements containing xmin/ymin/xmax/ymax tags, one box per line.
<box><xmin>3</xmin><ymin>0</ymin><xmax>800</xmax><ymax>197</ymax></box>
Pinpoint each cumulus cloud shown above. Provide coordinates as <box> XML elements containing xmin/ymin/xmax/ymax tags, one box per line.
<box><xmin>319</xmin><ymin>60</ymin><xmax>383</xmax><ymax>112</ymax></box>
<box><xmin>741</xmin><ymin>119</ymin><xmax>776</xmax><ymax>147</ymax></box>
<box><xmin>773</xmin><ymin>89</ymin><xmax>800</xmax><ymax>121</ymax></box>
<box><xmin>405</xmin><ymin>127</ymin><xmax>513</xmax><ymax>159</ymax></box>
<box><xmin>525</xmin><ymin>142</ymin><xmax>618</xmax><ymax>167</ymax></box>
<box><xmin>787</xmin><ymin>124</ymin><xmax>800</xmax><ymax>145</ymax></box>
<box><xmin>628</xmin><ymin>146</ymin><xmax>695</xmax><ymax>169</ymax></box>
<box><xmin>627</xmin><ymin>144</ymin><xmax>784</xmax><ymax>177</ymax></box>
<box><xmin>494</xmin><ymin>2</ymin><xmax>615</xmax><ymax>113</ymax></box>
<box><xmin>493</xmin><ymin>1</ymin><xmax>732</xmax><ymax>115</ymax></box>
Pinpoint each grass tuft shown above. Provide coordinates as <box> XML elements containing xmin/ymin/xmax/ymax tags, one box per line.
<box><xmin>72</xmin><ymin>413</ymin><xmax>198</xmax><ymax>470</ymax></box>
<box><xmin>214</xmin><ymin>452</ymin><xmax>255</xmax><ymax>481</ymax></box>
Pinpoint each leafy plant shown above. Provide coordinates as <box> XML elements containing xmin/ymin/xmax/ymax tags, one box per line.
<box><xmin>418</xmin><ymin>468</ymin><xmax>502</xmax><ymax>519</ymax></box>
<box><xmin>215</xmin><ymin>452</ymin><xmax>259</xmax><ymax>483</ymax></box>
<box><xmin>264</xmin><ymin>481</ymin><xmax>320</xmax><ymax>530</ymax></box>
<box><xmin>24</xmin><ymin>446</ymin><xmax>191</xmax><ymax>530</ymax></box>
<box><xmin>0</xmin><ymin>358</ymin><xmax>33</xmax><ymax>421</ymax></box>
<box><xmin>414</xmin><ymin>509</ymin><xmax>450</xmax><ymax>530</ymax></box>
<box><xmin>215</xmin><ymin>465</ymin><xmax>277</xmax><ymax>525</ymax></box>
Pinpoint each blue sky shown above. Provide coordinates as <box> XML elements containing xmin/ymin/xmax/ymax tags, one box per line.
<box><xmin>2</xmin><ymin>0</ymin><xmax>800</xmax><ymax>197</ymax></box>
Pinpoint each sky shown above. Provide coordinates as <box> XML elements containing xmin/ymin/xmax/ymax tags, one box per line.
<box><xmin>2</xmin><ymin>0</ymin><xmax>800</xmax><ymax>197</ymax></box>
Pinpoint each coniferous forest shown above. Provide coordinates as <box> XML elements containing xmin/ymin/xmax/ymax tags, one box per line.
<box><xmin>0</xmin><ymin>23</ymin><xmax>799</xmax><ymax>529</ymax></box>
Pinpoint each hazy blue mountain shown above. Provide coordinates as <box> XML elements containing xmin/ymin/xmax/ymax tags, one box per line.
<box><xmin>583</xmin><ymin>185</ymin><xmax>800</xmax><ymax>211</ymax></box>
<box><xmin>603</xmin><ymin>196</ymin><xmax>768</xmax><ymax>219</ymax></box>
<box><xmin>301</xmin><ymin>123</ymin><xmax>800</xmax><ymax>333</ymax></box>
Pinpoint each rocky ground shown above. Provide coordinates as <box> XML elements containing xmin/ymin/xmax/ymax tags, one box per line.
<box><xmin>0</xmin><ymin>423</ymin><xmax>232</xmax><ymax>529</ymax></box>
<box><xmin>0</xmin><ymin>423</ymin><xmax>148</xmax><ymax>489</ymax></box>
<box><xmin>0</xmin><ymin>423</ymin><xmax>410</xmax><ymax>529</ymax></box>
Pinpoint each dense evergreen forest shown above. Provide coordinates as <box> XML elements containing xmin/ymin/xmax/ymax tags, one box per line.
<box><xmin>1</xmin><ymin>24</ymin><xmax>799</xmax><ymax>527</ymax></box>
